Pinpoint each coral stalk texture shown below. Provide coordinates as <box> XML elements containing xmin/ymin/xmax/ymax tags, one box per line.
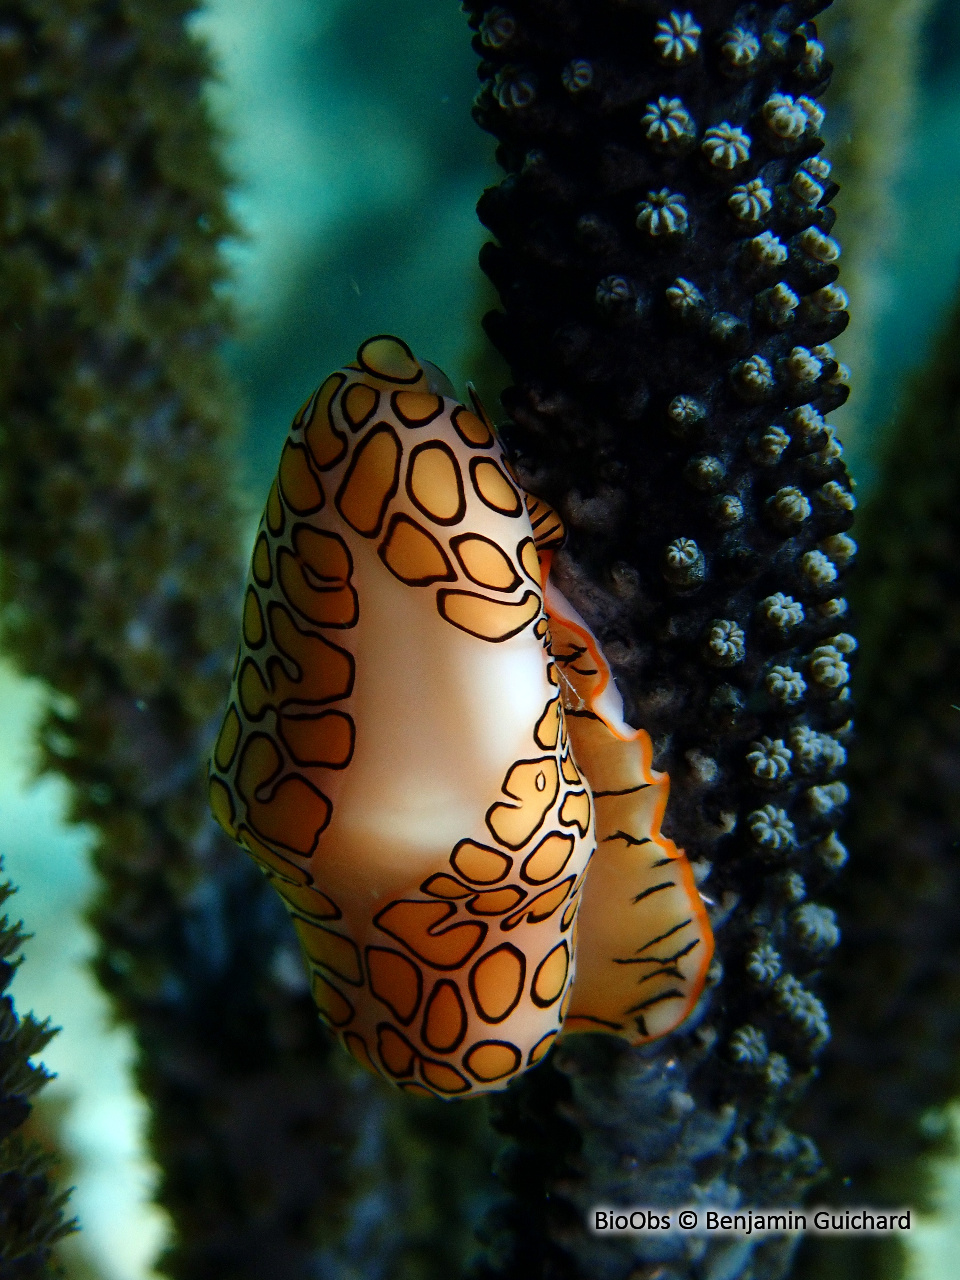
<box><xmin>466</xmin><ymin>2</ymin><xmax>854</xmax><ymax>1277</ymax></box>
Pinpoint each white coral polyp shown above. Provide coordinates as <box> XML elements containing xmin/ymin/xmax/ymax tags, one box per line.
<box><xmin>746</xmin><ymin>737</ymin><xmax>792</xmax><ymax>781</ymax></box>
<box><xmin>654</xmin><ymin>11</ymin><xmax>701</xmax><ymax>62</ymax></box>
<box><xmin>763</xmin><ymin>592</ymin><xmax>804</xmax><ymax>629</ymax></box>
<box><xmin>748</xmin><ymin>804</ymin><xmax>796</xmax><ymax>851</ymax></box>
<box><xmin>763</xmin><ymin>93</ymin><xmax>807</xmax><ymax>140</ymax></box>
<box><xmin>701</xmin><ymin>122</ymin><xmax>751</xmax><ymax>169</ymax></box>
<box><xmin>729</xmin><ymin>178</ymin><xmax>772</xmax><ymax>221</ymax></box>
<box><xmin>642</xmin><ymin>96</ymin><xmax>694</xmax><ymax>145</ymax></box>
<box><xmin>766</xmin><ymin>665</ymin><xmax>806</xmax><ymax>704</ymax></box>
<box><xmin>636</xmin><ymin>188</ymin><xmax>689</xmax><ymax>235</ymax></box>
<box><xmin>721</xmin><ymin>27</ymin><xmax>760</xmax><ymax>67</ymax></box>
<box><xmin>809</xmin><ymin>645</ymin><xmax>849</xmax><ymax>688</ymax></box>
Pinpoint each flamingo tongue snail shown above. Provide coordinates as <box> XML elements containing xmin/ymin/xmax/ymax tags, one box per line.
<box><xmin>209</xmin><ymin>336</ymin><xmax>713</xmax><ymax>1097</ymax></box>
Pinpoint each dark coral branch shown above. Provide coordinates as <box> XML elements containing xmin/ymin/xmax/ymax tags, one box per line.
<box><xmin>465</xmin><ymin>2</ymin><xmax>854</xmax><ymax>1276</ymax></box>
<box><xmin>793</xmin><ymin>284</ymin><xmax>960</xmax><ymax>1280</ymax></box>
<box><xmin>0</xmin><ymin>866</ymin><xmax>75</xmax><ymax>1279</ymax></box>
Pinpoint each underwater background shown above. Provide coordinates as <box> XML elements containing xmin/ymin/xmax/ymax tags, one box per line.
<box><xmin>2</xmin><ymin>0</ymin><xmax>960</xmax><ymax>1277</ymax></box>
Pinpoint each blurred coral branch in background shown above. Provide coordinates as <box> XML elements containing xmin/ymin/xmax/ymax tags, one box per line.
<box><xmin>0</xmin><ymin>864</ymin><xmax>75</xmax><ymax>1279</ymax></box>
<box><xmin>0</xmin><ymin>4</ymin><xmax>486</xmax><ymax>1277</ymax></box>
<box><xmin>818</xmin><ymin>0</ymin><xmax>936</xmax><ymax>476</ymax></box>
<box><xmin>793</xmin><ymin>285</ymin><xmax>960</xmax><ymax>1280</ymax></box>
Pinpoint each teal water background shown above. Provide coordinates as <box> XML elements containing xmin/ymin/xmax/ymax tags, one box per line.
<box><xmin>2</xmin><ymin>2</ymin><xmax>960</xmax><ymax>1276</ymax></box>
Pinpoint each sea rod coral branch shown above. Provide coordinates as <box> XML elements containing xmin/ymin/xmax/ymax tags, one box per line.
<box><xmin>466</xmin><ymin>1</ymin><xmax>852</xmax><ymax>1277</ymax></box>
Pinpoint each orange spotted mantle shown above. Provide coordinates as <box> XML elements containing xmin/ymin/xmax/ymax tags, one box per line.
<box><xmin>209</xmin><ymin>336</ymin><xmax>714</xmax><ymax>1098</ymax></box>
